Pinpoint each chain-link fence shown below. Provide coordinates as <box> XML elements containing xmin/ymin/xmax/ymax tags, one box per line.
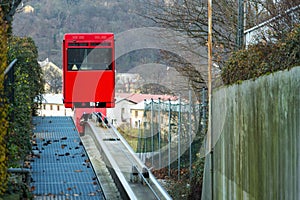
<box><xmin>135</xmin><ymin>88</ymin><xmax>208</xmax><ymax>180</ymax></box>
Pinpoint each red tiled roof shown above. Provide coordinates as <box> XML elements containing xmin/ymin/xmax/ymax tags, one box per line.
<box><xmin>116</xmin><ymin>93</ymin><xmax>177</xmax><ymax>104</ymax></box>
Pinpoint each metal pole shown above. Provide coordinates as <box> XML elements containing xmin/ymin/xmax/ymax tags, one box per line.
<box><xmin>178</xmin><ymin>96</ymin><xmax>181</xmax><ymax>180</ymax></box>
<box><xmin>202</xmin><ymin>88</ymin><xmax>207</xmax><ymax>133</ymax></box>
<box><xmin>207</xmin><ymin>0</ymin><xmax>214</xmax><ymax>199</ymax></box>
<box><xmin>158</xmin><ymin>98</ymin><xmax>161</xmax><ymax>168</ymax></box>
<box><xmin>237</xmin><ymin>0</ymin><xmax>245</xmax><ymax>49</ymax></box>
<box><xmin>151</xmin><ymin>98</ymin><xmax>154</xmax><ymax>167</ymax></box>
<box><xmin>189</xmin><ymin>89</ymin><xmax>192</xmax><ymax>181</ymax></box>
<box><xmin>143</xmin><ymin>99</ymin><xmax>147</xmax><ymax>163</ymax></box>
<box><xmin>138</xmin><ymin>120</ymin><xmax>141</xmax><ymax>159</ymax></box>
<box><xmin>168</xmin><ymin>99</ymin><xmax>171</xmax><ymax>177</ymax></box>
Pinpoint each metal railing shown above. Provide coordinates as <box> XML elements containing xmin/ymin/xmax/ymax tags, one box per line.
<box><xmin>90</xmin><ymin>112</ymin><xmax>172</xmax><ymax>200</ymax></box>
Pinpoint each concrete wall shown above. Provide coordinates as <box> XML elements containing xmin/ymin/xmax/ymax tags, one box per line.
<box><xmin>202</xmin><ymin>67</ymin><xmax>300</xmax><ymax>199</ymax></box>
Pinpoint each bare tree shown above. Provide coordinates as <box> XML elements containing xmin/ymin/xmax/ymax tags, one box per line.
<box><xmin>143</xmin><ymin>0</ymin><xmax>238</xmax><ymax>66</ymax></box>
<box><xmin>257</xmin><ymin>0</ymin><xmax>300</xmax><ymax>40</ymax></box>
<box><xmin>142</xmin><ymin>0</ymin><xmax>300</xmax><ymax>64</ymax></box>
<box><xmin>1</xmin><ymin>0</ymin><xmax>22</xmax><ymax>23</ymax></box>
<box><xmin>40</xmin><ymin>61</ymin><xmax>62</xmax><ymax>94</ymax></box>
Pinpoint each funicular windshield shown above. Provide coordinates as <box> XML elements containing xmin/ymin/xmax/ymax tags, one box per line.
<box><xmin>67</xmin><ymin>48</ymin><xmax>112</xmax><ymax>71</ymax></box>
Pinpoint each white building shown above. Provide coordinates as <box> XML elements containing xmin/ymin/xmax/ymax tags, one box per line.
<box><xmin>107</xmin><ymin>96</ymin><xmax>136</xmax><ymax>127</ymax></box>
<box><xmin>38</xmin><ymin>93</ymin><xmax>73</xmax><ymax>116</ymax></box>
<box><xmin>107</xmin><ymin>93</ymin><xmax>177</xmax><ymax>128</ymax></box>
<box><xmin>129</xmin><ymin>101</ymin><xmax>146</xmax><ymax>128</ymax></box>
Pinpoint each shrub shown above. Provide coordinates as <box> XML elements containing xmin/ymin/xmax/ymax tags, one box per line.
<box><xmin>221</xmin><ymin>24</ymin><xmax>300</xmax><ymax>85</ymax></box>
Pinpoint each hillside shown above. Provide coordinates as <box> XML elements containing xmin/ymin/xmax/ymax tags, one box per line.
<box><xmin>12</xmin><ymin>0</ymin><xmax>154</xmax><ymax>67</ymax></box>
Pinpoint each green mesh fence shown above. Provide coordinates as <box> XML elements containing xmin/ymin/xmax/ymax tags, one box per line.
<box><xmin>136</xmin><ymin>91</ymin><xmax>206</xmax><ymax>178</ymax></box>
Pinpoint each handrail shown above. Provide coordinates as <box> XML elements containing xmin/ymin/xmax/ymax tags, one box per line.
<box><xmin>4</xmin><ymin>59</ymin><xmax>17</xmax><ymax>75</ymax></box>
<box><xmin>84</xmin><ymin>119</ymin><xmax>137</xmax><ymax>200</ymax></box>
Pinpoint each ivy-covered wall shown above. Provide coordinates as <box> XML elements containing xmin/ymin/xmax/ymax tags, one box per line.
<box><xmin>7</xmin><ymin>37</ymin><xmax>44</xmax><ymax>166</ymax></box>
<box><xmin>0</xmin><ymin>2</ymin><xmax>43</xmax><ymax>196</ymax></box>
<box><xmin>0</xmin><ymin>8</ymin><xmax>8</xmax><ymax>195</ymax></box>
<box><xmin>202</xmin><ymin>66</ymin><xmax>300</xmax><ymax>199</ymax></box>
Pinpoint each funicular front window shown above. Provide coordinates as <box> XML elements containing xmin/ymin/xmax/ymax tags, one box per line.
<box><xmin>67</xmin><ymin>48</ymin><xmax>112</xmax><ymax>71</ymax></box>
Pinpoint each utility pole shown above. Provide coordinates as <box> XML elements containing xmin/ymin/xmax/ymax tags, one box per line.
<box><xmin>207</xmin><ymin>0</ymin><xmax>213</xmax><ymax>199</ymax></box>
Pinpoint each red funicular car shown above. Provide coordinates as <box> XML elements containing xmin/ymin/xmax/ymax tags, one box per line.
<box><xmin>62</xmin><ymin>33</ymin><xmax>115</xmax><ymax>133</ymax></box>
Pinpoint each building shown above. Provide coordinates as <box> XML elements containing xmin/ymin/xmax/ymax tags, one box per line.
<box><xmin>129</xmin><ymin>101</ymin><xmax>145</xmax><ymax>128</ymax></box>
<box><xmin>107</xmin><ymin>96</ymin><xmax>136</xmax><ymax>126</ymax></box>
<box><xmin>115</xmin><ymin>73</ymin><xmax>143</xmax><ymax>93</ymax></box>
<box><xmin>107</xmin><ymin>93</ymin><xmax>177</xmax><ymax>128</ymax></box>
<box><xmin>23</xmin><ymin>5</ymin><xmax>34</xmax><ymax>13</ymax></box>
<box><xmin>38</xmin><ymin>58</ymin><xmax>62</xmax><ymax>93</ymax></box>
<box><xmin>38</xmin><ymin>93</ymin><xmax>73</xmax><ymax>116</ymax></box>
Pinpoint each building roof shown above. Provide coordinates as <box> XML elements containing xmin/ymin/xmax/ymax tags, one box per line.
<box><xmin>130</xmin><ymin>101</ymin><xmax>145</xmax><ymax>110</ymax></box>
<box><xmin>42</xmin><ymin>93</ymin><xmax>63</xmax><ymax>104</ymax></box>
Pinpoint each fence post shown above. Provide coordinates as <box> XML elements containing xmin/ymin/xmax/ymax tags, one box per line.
<box><xmin>138</xmin><ymin>120</ymin><xmax>141</xmax><ymax>159</ymax></box>
<box><xmin>178</xmin><ymin>96</ymin><xmax>181</xmax><ymax>180</ymax></box>
<box><xmin>168</xmin><ymin>99</ymin><xmax>171</xmax><ymax>177</ymax></box>
<box><xmin>158</xmin><ymin>98</ymin><xmax>161</xmax><ymax>168</ymax></box>
<box><xmin>189</xmin><ymin>89</ymin><xmax>192</xmax><ymax>181</ymax></box>
<box><xmin>151</xmin><ymin>98</ymin><xmax>154</xmax><ymax>167</ymax></box>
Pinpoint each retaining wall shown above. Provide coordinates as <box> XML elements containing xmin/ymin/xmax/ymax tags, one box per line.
<box><xmin>202</xmin><ymin>66</ymin><xmax>300</xmax><ymax>199</ymax></box>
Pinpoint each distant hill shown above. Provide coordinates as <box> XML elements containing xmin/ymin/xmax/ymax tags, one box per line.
<box><xmin>12</xmin><ymin>1</ymin><xmax>204</xmax><ymax>98</ymax></box>
<box><xmin>13</xmin><ymin>0</ymin><xmax>154</xmax><ymax>67</ymax></box>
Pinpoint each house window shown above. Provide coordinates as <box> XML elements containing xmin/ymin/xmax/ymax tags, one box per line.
<box><xmin>43</xmin><ymin>104</ymin><xmax>46</xmax><ymax>110</ymax></box>
<box><xmin>135</xmin><ymin>111</ymin><xmax>138</xmax><ymax>118</ymax></box>
<box><xmin>121</xmin><ymin>108</ymin><xmax>126</xmax><ymax>122</ymax></box>
<box><xmin>135</xmin><ymin>121</ymin><xmax>138</xmax><ymax>128</ymax></box>
<box><xmin>50</xmin><ymin>105</ymin><xmax>53</xmax><ymax>110</ymax></box>
<box><xmin>57</xmin><ymin>105</ymin><xmax>60</xmax><ymax>111</ymax></box>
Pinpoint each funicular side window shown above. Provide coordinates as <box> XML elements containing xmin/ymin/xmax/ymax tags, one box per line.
<box><xmin>67</xmin><ymin>48</ymin><xmax>112</xmax><ymax>71</ymax></box>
